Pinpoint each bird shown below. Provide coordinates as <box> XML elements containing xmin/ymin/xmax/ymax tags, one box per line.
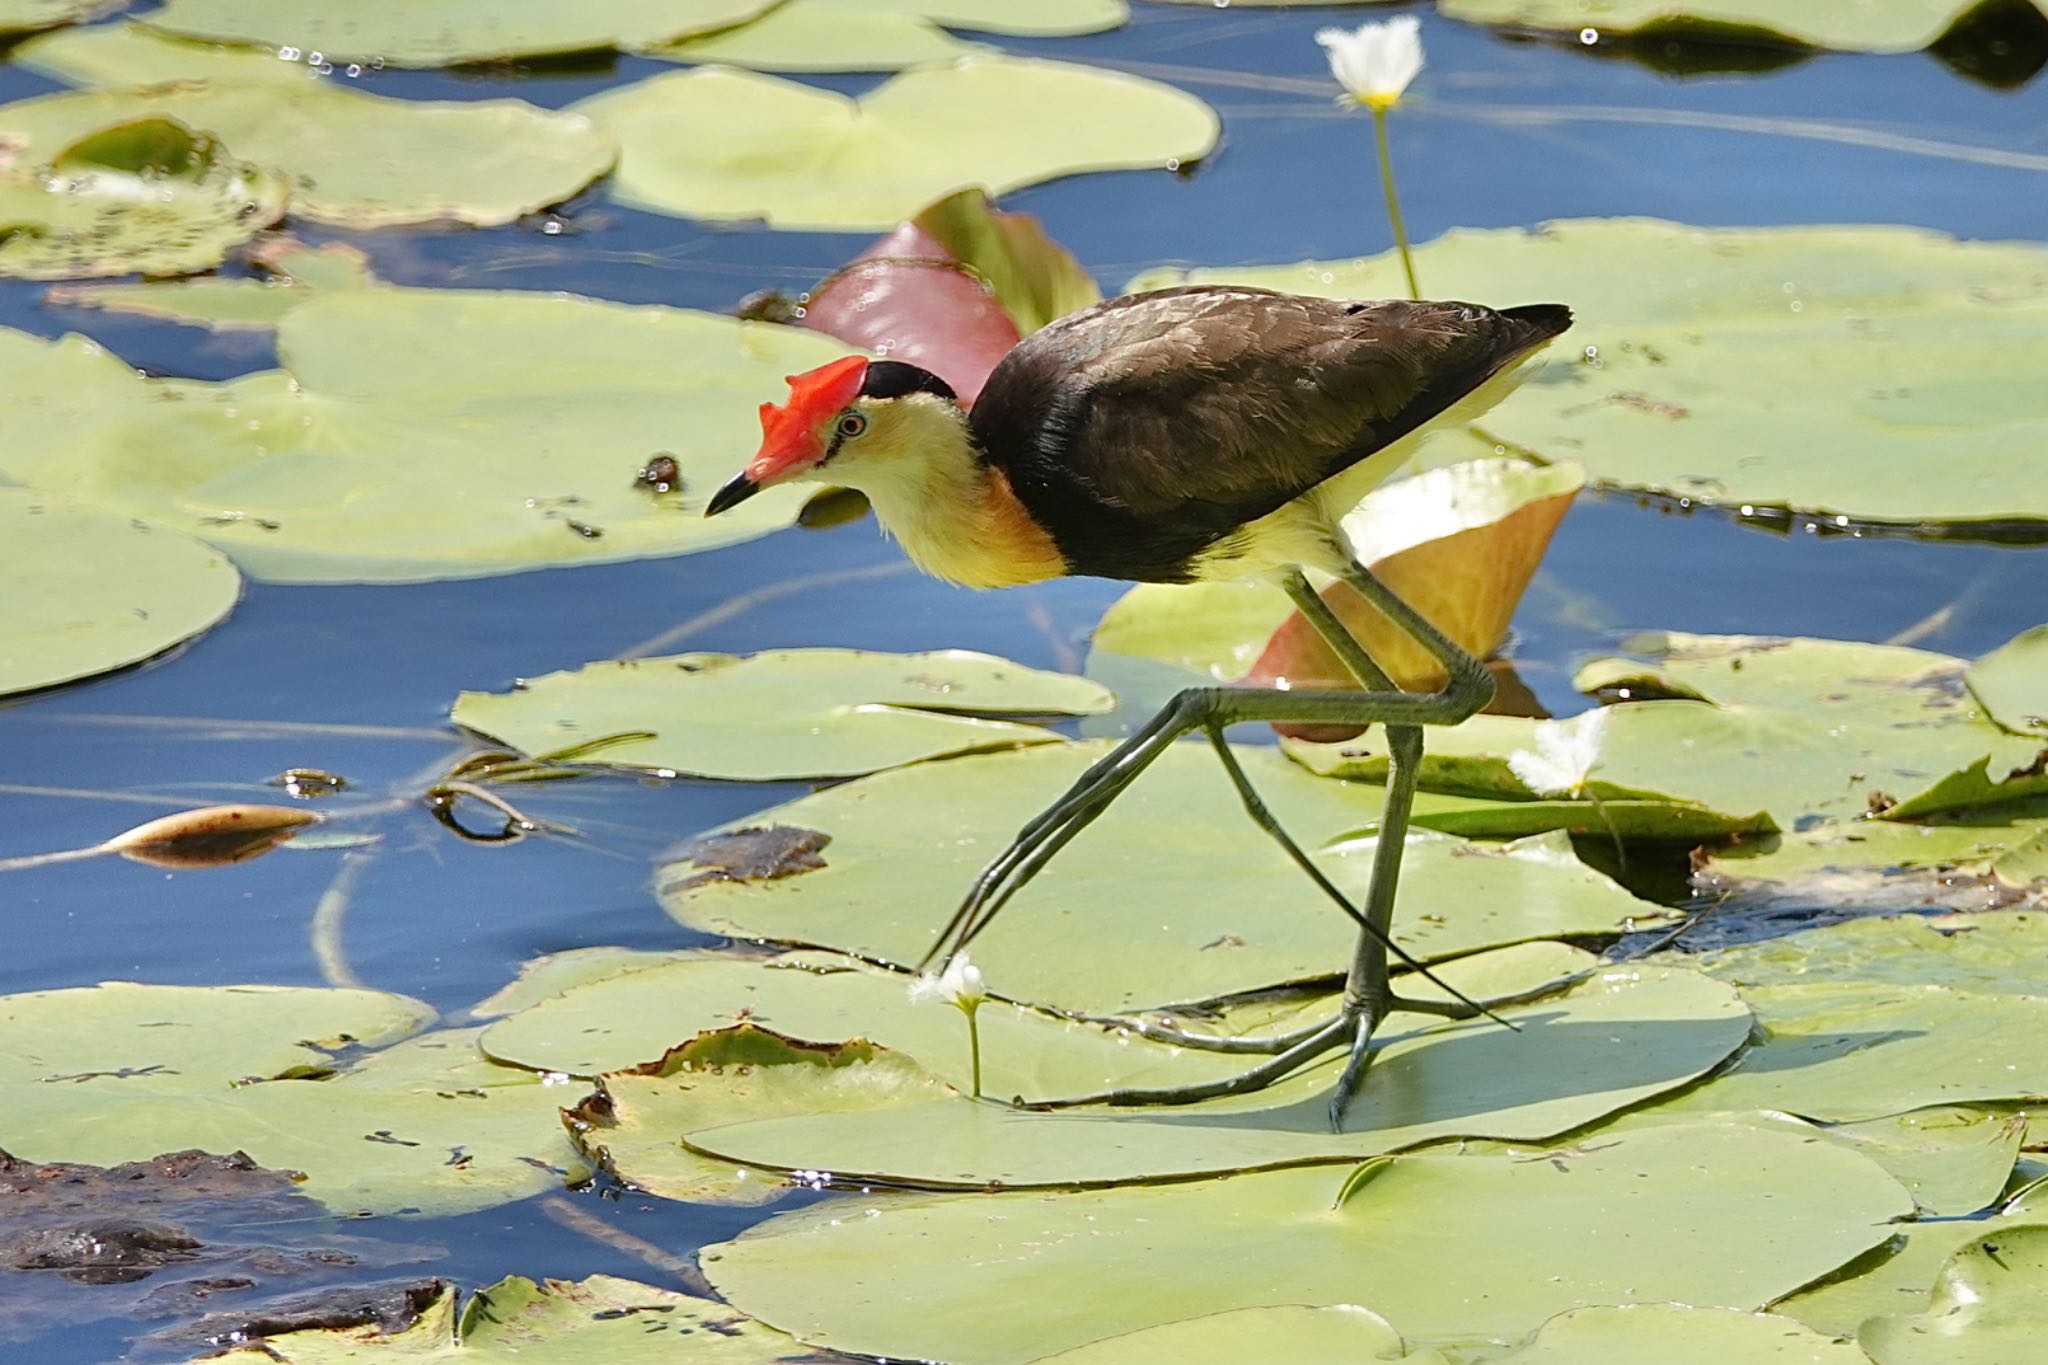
<box><xmin>707</xmin><ymin>285</ymin><xmax>1572</xmax><ymax>1128</ymax></box>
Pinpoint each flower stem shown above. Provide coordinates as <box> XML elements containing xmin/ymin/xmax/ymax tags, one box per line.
<box><xmin>1370</xmin><ymin>104</ymin><xmax>1419</xmax><ymax>298</ymax></box>
<box><xmin>966</xmin><ymin>1008</ymin><xmax>982</xmax><ymax>1099</ymax></box>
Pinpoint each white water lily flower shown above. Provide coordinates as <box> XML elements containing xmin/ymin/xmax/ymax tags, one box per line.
<box><xmin>908</xmin><ymin>952</ymin><xmax>986</xmax><ymax>1011</ymax></box>
<box><xmin>1507</xmin><ymin>707</ymin><xmax>1610</xmax><ymax>797</ymax></box>
<box><xmin>1317</xmin><ymin>16</ymin><xmax>1424</xmax><ymax>112</ymax></box>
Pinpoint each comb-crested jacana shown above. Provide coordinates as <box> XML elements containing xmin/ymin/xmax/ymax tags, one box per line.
<box><xmin>707</xmin><ymin>285</ymin><xmax>1572</xmax><ymax>1128</ymax></box>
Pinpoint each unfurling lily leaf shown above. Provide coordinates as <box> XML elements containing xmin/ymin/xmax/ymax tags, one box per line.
<box><xmin>104</xmin><ymin>803</ymin><xmax>321</xmax><ymax>869</ymax></box>
<box><xmin>769</xmin><ymin>187</ymin><xmax>1101</xmax><ymax>402</ymax></box>
<box><xmin>1249</xmin><ymin>458</ymin><xmax>1584</xmax><ymax>695</ymax></box>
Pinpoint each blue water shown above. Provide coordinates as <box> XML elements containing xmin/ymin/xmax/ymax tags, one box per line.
<box><xmin>3</xmin><ymin>4</ymin><xmax>2045</xmax><ymax>1359</ymax></box>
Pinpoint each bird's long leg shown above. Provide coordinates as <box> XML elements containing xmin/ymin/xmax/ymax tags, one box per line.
<box><xmin>927</xmin><ymin>561</ymin><xmax>1523</xmax><ymax>1126</ymax></box>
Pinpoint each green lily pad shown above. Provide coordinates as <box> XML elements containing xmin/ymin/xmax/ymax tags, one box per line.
<box><xmin>701</xmin><ymin>1124</ymin><xmax>1911</xmax><ymax>1361</ymax></box>
<box><xmin>573</xmin><ymin>57</ymin><xmax>1218</xmax><ymax>231</ymax></box>
<box><xmin>569</xmin><ymin>1027</ymin><xmax>953</xmax><ymax>1206</ymax></box>
<box><xmin>1699</xmin><ymin>805</ymin><xmax>2048</xmax><ymax>912</ymax></box>
<box><xmin>679</xmin><ymin>949</ymin><xmax>1749</xmax><ymax>1188</ymax></box>
<box><xmin>1398</xmin><ymin>790</ymin><xmax>1769</xmax><ymax>841</ymax></box>
<box><xmin>0</xmin><ymin>114</ymin><xmax>288</xmax><ymax>280</ymax></box>
<box><xmin>452</xmin><ymin>649</ymin><xmax>1114</xmax><ymax>782</ymax></box>
<box><xmin>1643</xmin><ymin>915</ymin><xmax>2048</xmax><ymax>1122</ymax></box>
<box><xmin>211</xmin><ymin>1274</ymin><xmax>811</xmax><ymax>1362</ymax></box>
<box><xmin>1028</xmin><ymin>1306</ymin><xmax>1423</xmax><ymax>1364</ymax></box>
<box><xmin>7</xmin><ymin>1009</ymin><xmax>587</xmax><ymax>1216</ymax></box>
<box><xmin>144</xmin><ymin>0</ymin><xmax>779</xmax><ymax>66</ymax></box>
<box><xmin>1861</xmin><ymin>1223</ymin><xmax>2048</xmax><ymax>1363</ymax></box>
<box><xmin>462</xmin><ymin>946</ymin><xmax>702</xmax><ymax>1021</ymax></box>
<box><xmin>1588</xmin><ymin>1103</ymin><xmax>2023</xmax><ymax>1218</ymax></box>
<box><xmin>1288</xmin><ymin>705</ymin><xmax>1780</xmax><ymax>838</ymax></box>
<box><xmin>1777</xmin><ymin>1180</ymin><xmax>2048</xmax><ymax>1336</ymax></box>
<box><xmin>655</xmin><ymin>741</ymin><xmax>1674</xmax><ymax>1014</ymax></box>
<box><xmin>481</xmin><ymin>947</ymin><xmax>1273</xmax><ymax>1096</ymax></box>
<box><xmin>0</xmin><ymin>287</ymin><xmax>851</xmax><ymax>583</ymax></box>
<box><xmin>45</xmin><ymin>238</ymin><xmax>376</xmax><ymax>331</ymax></box>
<box><xmin>656</xmin><ymin>0</ymin><xmax>1128</xmax><ymax>72</ymax></box>
<box><xmin>1315</xmin><ymin>605</ymin><xmax>2048</xmax><ymax>844</ymax></box>
<box><xmin>1487</xmin><ymin>1305</ymin><xmax>1871</xmax><ymax>1362</ymax></box>
<box><xmin>1439</xmin><ymin>0</ymin><xmax>2044</xmax><ymax>55</ymax></box>
<box><xmin>0</xmin><ymin>0</ymin><xmax>110</xmax><ymax>36</ymax></box>
<box><xmin>1130</xmin><ymin>220</ymin><xmax>2048</xmax><ymax>529</ymax></box>
<box><xmin>0</xmin><ymin>491</ymin><xmax>241</xmax><ymax>697</ymax></box>
<box><xmin>0</xmin><ymin>981</ymin><xmax>431</xmax><ymax>1091</ymax></box>
<box><xmin>1827</xmin><ymin>1108</ymin><xmax>2028</xmax><ymax>1217</ymax></box>
<box><xmin>7</xmin><ymin>26</ymin><xmax>618</xmax><ymax>228</ymax></box>
<box><xmin>1970</xmin><ymin>625</ymin><xmax>2048</xmax><ymax>740</ymax></box>
<box><xmin>1696</xmin><ymin>910</ymin><xmax>2048</xmax><ymax>996</ymax></box>
<box><xmin>1587</xmin><ymin>632</ymin><xmax>2048</xmax><ymax>820</ymax></box>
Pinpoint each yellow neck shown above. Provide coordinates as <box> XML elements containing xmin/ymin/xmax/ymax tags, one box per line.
<box><xmin>839</xmin><ymin>397</ymin><xmax>1068</xmax><ymax>589</ymax></box>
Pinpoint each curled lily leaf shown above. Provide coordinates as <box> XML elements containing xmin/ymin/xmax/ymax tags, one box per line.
<box><xmin>103</xmin><ymin>803</ymin><xmax>321</xmax><ymax>870</ymax></box>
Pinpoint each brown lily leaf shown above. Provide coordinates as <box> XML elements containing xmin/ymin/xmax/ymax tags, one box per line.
<box><xmin>103</xmin><ymin>804</ymin><xmax>321</xmax><ymax>870</ymax></box>
<box><xmin>1246</xmin><ymin>459</ymin><xmax>1584</xmax><ymax>740</ymax></box>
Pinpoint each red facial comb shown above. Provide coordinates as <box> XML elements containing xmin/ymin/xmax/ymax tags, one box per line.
<box><xmin>752</xmin><ymin>355</ymin><xmax>869</xmax><ymax>478</ymax></box>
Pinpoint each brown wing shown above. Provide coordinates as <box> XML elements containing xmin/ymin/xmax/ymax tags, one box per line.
<box><xmin>971</xmin><ymin>287</ymin><xmax>1569</xmax><ymax>581</ymax></box>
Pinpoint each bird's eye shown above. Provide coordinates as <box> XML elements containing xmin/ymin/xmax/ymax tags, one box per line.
<box><xmin>836</xmin><ymin>412</ymin><xmax>868</xmax><ymax>440</ymax></box>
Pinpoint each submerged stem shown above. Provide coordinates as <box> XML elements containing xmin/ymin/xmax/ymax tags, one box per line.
<box><xmin>1370</xmin><ymin>105</ymin><xmax>1419</xmax><ymax>298</ymax></box>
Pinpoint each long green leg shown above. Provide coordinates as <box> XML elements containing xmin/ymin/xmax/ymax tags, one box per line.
<box><xmin>928</xmin><ymin>560</ymin><xmax>1503</xmax><ymax>1128</ymax></box>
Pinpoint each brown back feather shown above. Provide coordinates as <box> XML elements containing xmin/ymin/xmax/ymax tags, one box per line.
<box><xmin>970</xmin><ymin>286</ymin><xmax>1570</xmax><ymax>581</ymax></box>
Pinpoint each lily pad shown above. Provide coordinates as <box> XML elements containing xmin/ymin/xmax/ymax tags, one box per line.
<box><xmin>568</xmin><ymin>1027</ymin><xmax>953</xmax><ymax>1206</ymax></box>
<box><xmin>1826</xmin><ymin>1108</ymin><xmax>2028</xmax><ymax>1217</ymax></box>
<box><xmin>0</xmin><ymin>981</ymin><xmax>431</xmax><ymax>1093</ymax></box>
<box><xmin>654</xmin><ymin>741</ymin><xmax>1674</xmax><ymax>1013</ymax></box>
<box><xmin>700</xmin><ymin>1124</ymin><xmax>1912</xmax><ymax>1361</ymax></box>
<box><xmin>0</xmin><ymin>0</ymin><xmax>115</xmax><ymax>37</ymax></box>
<box><xmin>1131</xmin><ymin>220</ymin><xmax>2048</xmax><ymax>529</ymax></box>
<box><xmin>211</xmin><ymin>1274</ymin><xmax>811</xmax><ymax>1362</ymax></box>
<box><xmin>0</xmin><ymin>491</ymin><xmax>241</xmax><ymax>697</ymax></box>
<box><xmin>656</xmin><ymin>0</ymin><xmax>1128</xmax><ymax>72</ymax></box>
<box><xmin>1600</xmin><ymin>1104</ymin><xmax>2025</xmax><ymax>1218</ymax></box>
<box><xmin>1699</xmin><ymin>806</ymin><xmax>2048</xmax><ymax>912</ymax></box>
<box><xmin>1439</xmin><ymin>0</ymin><xmax>2046</xmax><ymax>55</ymax></box>
<box><xmin>1487</xmin><ymin>1305</ymin><xmax>1871</xmax><ymax>1363</ymax></box>
<box><xmin>1646</xmin><ymin>914</ymin><xmax>2048</xmax><ymax>1121</ymax></box>
<box><xmin>1301</xmin><ymin>629</ymin><xmax>2048</xmax><ymax>840</ymax></box>
<box><xmin>7</xmin><ymin>1012</ymin><xmax>587</xmax><ymax>1216</ymax></box>
<box><xmin>481</xmin><ymin>948</ymin><xmax>1275</xmax><ymax>1096</ymax></box>
<box><xmin>451</xmin><ymin>649</ymin><xmax>1114</xmax><ymax>782</ymax></box>
<box><xmin>1581</xmin><ymin>631</ymin><xmax>2048</xmax><ymax>819</ymax></box>
<box><xmin>679</xmin><ymin>948</ymin><xmax>1750</xmax><ymax>1188</ymax></box>
<box><xmin>1970</xmin><ymin>625</ymin><xmax>2048</xmax><ymax>740</ymax></box>
<box><xmin>1027</xmin><ymin>1306</ymin><xmax>1422</xmax><ymax>1364</ymax></box>
<box><xmin>573</xmin><ymin>57</ymin><xmax>1218</xmax><ymax>231</ymax></box>
<box><xmin>1860</xmin><ymin>1223</ymin><xmax>2048</xmax><ymax>1363</ymax></box>
<box><xmin>1777</xmin><ymin>1181</ymin><xmax>2048</xmax><ymax>1336</ymax></box>
<box><xmin>0</xmin><ymin>114</ymin><xmax>287</xmax><ymax>280</ymax></box>
<box><xmin>46</xmin><ymin>238</ymin><xmax>377</xmax><ymax>331</ymax></box>
<box><xmin>0</xmin><ymin>287</ymin><xmax>853</xmax><ymax>583</ymax></box>
<box><xmin>461</xmin><ymin>946</ymin><xmax>702</xmax><ymax>1022</ymax></box>
<box><xmin>144</xmin><ymin>0</ymin><xmax>779</xmax><ymax>66</ymax></box>
<box><xmin>7</xmin><ymin>26</ymin><xmax>618</xmax><ymax>228</ymax></box>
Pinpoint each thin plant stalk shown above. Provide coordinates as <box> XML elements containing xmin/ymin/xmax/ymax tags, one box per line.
<box><xmin>966</xmin><ymin>1008</ymin><xmax>983</xmax><ymax>1099</ymax></box>
<box><xmin>1370</xmin><ymin>104</ymin><xmax>1419</xmax><ymax>299</ymax></box>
